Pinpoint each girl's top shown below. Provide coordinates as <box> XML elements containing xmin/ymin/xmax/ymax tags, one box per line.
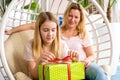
<box><xmin>24</xmin><ymin>40</ymin><xmax>69</xmax><ymax>61</ymax></box>
<box><xmin>61</xmin><ymin>34</ymin><xmax>92</xmax><ymax>61</ymax></box>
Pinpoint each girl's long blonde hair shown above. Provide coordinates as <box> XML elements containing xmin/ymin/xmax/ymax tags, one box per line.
<box><xmin>33</xmin><ymin>12</ymin><xmax>61</xmax><ymax>60</ymax></box>
<box><xmin>62</xmin><ymin>2</ymin><xmax>86</xmax><ymax>39</ymax></box>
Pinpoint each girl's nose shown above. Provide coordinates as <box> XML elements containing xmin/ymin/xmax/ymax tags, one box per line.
<box><xmin>48</xmin><ymin>30</ymin><xmax>52</xmax><ymax>36</ymax></box>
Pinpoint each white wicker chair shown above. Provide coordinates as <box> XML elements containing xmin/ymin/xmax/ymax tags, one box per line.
<box><xmin>0</xmin><ymin>0</ymin><xmax>112</xmax><ymax>80</ymax></box>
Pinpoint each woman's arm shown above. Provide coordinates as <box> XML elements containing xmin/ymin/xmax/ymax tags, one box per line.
<box><xmin>83</xmin><ymin>46</ymin><xmax>96</xmax><ymax>67</ymax></box>
<box><xmin>5</xmin><ymin>23</ymin><xmax>35</xmax><ymax>35</ymax></box>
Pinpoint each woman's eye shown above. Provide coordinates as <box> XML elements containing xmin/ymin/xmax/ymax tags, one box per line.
<box><xmin>68</xmin><ymin>15</ymin><xmax>72</xmax><ymax>17</ymax></box>
<box><xmin>75</xmin><ymin>16</ymin><xmax>79</xmax><ymax>19</ymax></box>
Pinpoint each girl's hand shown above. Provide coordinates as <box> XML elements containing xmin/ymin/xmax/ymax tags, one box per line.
<box><xmin>68</xmin><ymin>50</ymin><xmax>79</xmax><ymax>62</ymax></box>
<box><xmin>39</xmin><ymin>51</ymin><xmax>56</xmax><ymax>63</ymax></box>
<box><xmin>83</xmin><ymin>58</ymin><xmax>91</xmax><ymax>68</ymax></box>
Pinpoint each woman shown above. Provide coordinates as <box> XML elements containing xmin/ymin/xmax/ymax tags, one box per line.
<box><xmin>61</xmin><ymin>3</ymin><xmax>107</xmax><ymax>80</ymax></box>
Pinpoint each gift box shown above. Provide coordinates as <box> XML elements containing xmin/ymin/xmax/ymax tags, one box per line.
<box><xmin>38</xmin><ymin>62</ymin><xmax>85</xmax><ymax>80</ymax></box>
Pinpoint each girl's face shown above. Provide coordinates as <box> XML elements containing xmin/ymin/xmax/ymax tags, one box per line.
<box><xmin>66</xmin><ymin>9</ymin><xmax>80</xmax><ymax>28</ymax></box>
<box><xmin>40</xmin><ymin>21</ymin><xmax>57</xmax><ymax>45</ymax></box>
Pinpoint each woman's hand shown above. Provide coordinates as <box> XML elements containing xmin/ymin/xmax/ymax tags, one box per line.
<box><xmin>68</xmin><ymin>50</ymin><xmax>79</xmax><ymax>62</ymax></box>
<box><xmin>39</xmin><ymin>51</ymin><xmax>56</xmax><ymax>64</ymax></box>
<box><xmin>83</xmin><ymin>58</ymin><xmax>91</xmax><ymax>68</ymax></box>
<box><xmin>5</xmin><ymin>29</ymin><xmax>12</xmax><ymax>35</ymax></box>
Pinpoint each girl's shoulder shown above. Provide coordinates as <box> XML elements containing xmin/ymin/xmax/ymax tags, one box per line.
<box><xmin>60</xmin><ymin>39</ymin><xmax>67</xmax><ymax>45</ymax></box>
<box><xmin>60</xmin><ymin>40</ymin><xmax>69</xmax><ymax>50</ymax></box>
<box><xmin>25</xmin><ymin>39</ymin><xmax>33</xmax><ymax>48</ymax></box>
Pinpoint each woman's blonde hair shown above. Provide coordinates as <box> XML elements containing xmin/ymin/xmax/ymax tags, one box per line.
<box><xmin>62</xmin><ymin>2</ymin><xmax>86</xmax><ymax>39</ymax></box>
<box><xmin>33</xmin><ymin>12</ymin><xmax>61</xmax><ymax>60</ymax></box>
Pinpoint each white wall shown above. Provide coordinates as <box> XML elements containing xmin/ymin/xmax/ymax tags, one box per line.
<box><xmin>109</xmin><ymin>23</ymin><xmax>120</xmax><ymax>75</ymax></box>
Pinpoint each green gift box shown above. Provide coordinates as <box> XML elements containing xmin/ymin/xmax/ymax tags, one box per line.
<box><xmin>38</xmin><ymin>62</ymin><xmax>85</xmax><ymax>80</ymax></box>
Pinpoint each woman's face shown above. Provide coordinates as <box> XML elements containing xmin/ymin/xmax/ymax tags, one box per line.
<box><xmin>40</xmin><ymin>21</ymin><xmax>57</xmax><ymax>45</ymax></box>
<box><xmin>66</xmin><ymin>9</ymin><xmax>80</xmax><ymax>28</ymax></box>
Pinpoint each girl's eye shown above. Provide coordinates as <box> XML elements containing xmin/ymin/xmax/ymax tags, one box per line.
<box><xmin>52</xmin><ymin>29</ymin><xmax>56</xmax><ymax>32</ymax></box>
<box><xmin>43</xmin><ymin>28</ymin><xmax>49</xmax><ymax>32</ymax></box>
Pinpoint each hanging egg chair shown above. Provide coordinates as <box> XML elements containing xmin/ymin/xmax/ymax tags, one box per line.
<box><xmin>0</xmin><ymin>0</ymin><xmax>112</xmax><ymax>80</ymax></box>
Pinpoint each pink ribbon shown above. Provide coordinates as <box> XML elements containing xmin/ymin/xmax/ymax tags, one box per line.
<box><xmin>48</xmin><ymin>56</ymin><xmax>72</xmax><ymax>63</ymax></box>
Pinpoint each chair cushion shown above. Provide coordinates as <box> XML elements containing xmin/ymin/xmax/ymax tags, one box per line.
<box><xmin>4</xmin><ymin>30</ymin><xmax>34</xmax><ymax>75</ymax></box>
<box><xmin>14</xmin><ymin>72</ymin><xmax>32</xmax><ymax>80</ymax></box>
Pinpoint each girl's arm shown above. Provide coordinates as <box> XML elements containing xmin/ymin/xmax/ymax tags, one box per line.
<box><xmin>24</xmin><ymin>41</ymin><xmax>39</xmax><ymax>79</ymax></box>
<box><xmin>27</xmin><ymin>60</ymin><xmax>39</xmax><ymax>80</ymax></box>
<box><xmin>5</xmin><ymin>23</ymin><xmax>35</xmax><ymax>35</ymax></box>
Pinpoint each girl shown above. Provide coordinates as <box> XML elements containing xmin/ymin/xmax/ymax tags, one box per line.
<box><xmin>24</xmin><ymin>12</ymin><xmax>78</xmax><ymax>80</ymax></box>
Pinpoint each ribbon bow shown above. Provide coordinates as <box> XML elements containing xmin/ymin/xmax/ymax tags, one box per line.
<box><xmin>42</xmin><ymin>56</ymin><xmax>72</xmax><ymax>80</ymax></box>
<box><xmin>48</xmin><ymin>56</ymin><xmax>72</xmax><ymax>63</ymax></box>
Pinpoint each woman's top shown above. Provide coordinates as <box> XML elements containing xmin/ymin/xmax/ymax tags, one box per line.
<box><xmin>61</xmin><ymin>35</ymin><xmax>92</xmax><ymax>61</ymax></box>
<box><xmin>24</xmin><ymin>40</ymin><xmax>69</xmax><ymax>61</ymax></box>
